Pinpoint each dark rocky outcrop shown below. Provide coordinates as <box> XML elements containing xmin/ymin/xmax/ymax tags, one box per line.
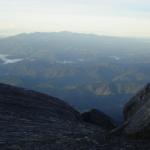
<box><xmin>81</xmin><ymin>109</ymin><xmax>116</xmax><ymax>130</ymax></box>
<box><xmin>123</xmin><ymin>83</ymin><xmax>150</xmax><ymax>137</ymax></box>
<box><xmin>0</xmin><ymin>83</ymin><xmax>150</xmax><ymax>149</ymax></box>
<box><xmin>0</xmin><ymin>83</ymin><xmax>80</xmax><ymax>121</ymax></box>
<box><xmin>0</xmin><ymin>83</ymin><xmax>106</xmax><ymax>150</ymax></box>
<box><xmin>124</xmin><ymin>83</ymin><xmax>150</xmax><ymax>120</ymax></box>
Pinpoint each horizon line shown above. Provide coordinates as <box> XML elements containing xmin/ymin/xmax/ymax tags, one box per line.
<box><xmin>0</xmin><ymin>31</ymin><xmax>150</xmax><ymax>39</ymax></box>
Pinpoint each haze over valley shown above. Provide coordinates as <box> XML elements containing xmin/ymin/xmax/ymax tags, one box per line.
<box><xmin>0</xmin><ymin>32</ymin><xmax>150</xmax><ymax>122</ymax></box>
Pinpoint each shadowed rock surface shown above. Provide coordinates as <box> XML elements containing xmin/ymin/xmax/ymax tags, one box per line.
<box><xmin>124</xmin><ymin>84</ymin><xmax>150</xmax><ymax>120</ymax></box>
<box><xmin>0</xmin><ymin>83</ymin><xmax>104</xmax><ymax>149</ymax></box>
<box><xmin>81</xmin><ymin>109</ymin><xmax>116</xmax><ymax>130</ymax></box>
<box><xmin>123</xmin><ymin>83</ymin><xmax>150</xmax><ymax>137</ymax></box>
<box><xmin>0</xmin><ymin>83</ymin><xmax>150</xmax><ymax>149</ymax></box>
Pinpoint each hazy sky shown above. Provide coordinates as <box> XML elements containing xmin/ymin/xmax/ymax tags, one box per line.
<box><xmin>0</xmin><ymin>0</ymin><xmax>150</xmax><ymax>37</ymax></box>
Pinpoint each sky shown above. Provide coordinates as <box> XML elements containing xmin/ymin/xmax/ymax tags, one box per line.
<box><xmin>0</xmin><ymin>0</ymin><xmax>150</xmax><ymax>37</ymax></box>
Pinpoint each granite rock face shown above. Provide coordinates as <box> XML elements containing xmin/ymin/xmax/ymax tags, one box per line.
<box><xmin>0</xmin><ymin>83</ymin><xmax>105</xmax><ymax>150</ymax></box>
<box><xmin>123</xmin><ymin>83</ymin><xmax>150</xmax><ymax>137</ymax></box>
<box><xmin>81</xmin><ymin>109</ymin><xmax>116</xmax><ymax>130</ymax></box>
<box><xmin>0</xmin><ymin>83</ymin><xmax>150</xmax><ymax>149</ymax></box>
<box><xmin>124</xmin><ymin>84</ymin><xmax>150</xmax><ymax>120</ymax></box>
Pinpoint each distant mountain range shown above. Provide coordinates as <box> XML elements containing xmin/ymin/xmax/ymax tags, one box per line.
<box><xmin>0</xmin><ymin>32</ymin><xmax>150</xmax><ymax>122</ymax></box>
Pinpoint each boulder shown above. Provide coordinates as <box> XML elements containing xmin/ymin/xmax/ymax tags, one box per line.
<box><xmin>81</xmin><ymin>109</ymin><xmax>116</xmax><ymax>130</ymax></box>
<box><xmin>123</xmin><ymin>83</ymin><xmax>150</xmax><ymax>137</ymax></box>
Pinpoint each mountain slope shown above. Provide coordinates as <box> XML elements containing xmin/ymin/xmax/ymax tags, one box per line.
<box><xmin>123</xmin><ymin>84</ymin><xmax>150</xmax><ymax>137</ymax></box>
<box><xmin>0</xmin><ymin>83</ymin><xmax>150</xmax><ymax>149</ymax></box>
<box><xmin>0</xmin><ymin>83</ymin><xmax>105</xmax><ymax>150</ymax></box>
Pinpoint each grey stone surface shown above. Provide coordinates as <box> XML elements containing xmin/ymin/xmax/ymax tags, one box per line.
<box><xmin>124</xmin><ymin>84</ymin><xmax>150</xmax><ymax>120</ymax></box>
<box><xmin>0</xmin><ymin>83</ymin><xmax>150</xmax><ymax>149</ymax></box>
<box><xmin>123</xmin><ymin>83</ymin><xmax>150</xmax><ymax>137</ymax></box>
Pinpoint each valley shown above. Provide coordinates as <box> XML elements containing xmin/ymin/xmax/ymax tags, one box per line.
<box><xmin>0</xmin><ymin>32</ymin><xmax>150</xmax><ymax>123</ymax></box>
